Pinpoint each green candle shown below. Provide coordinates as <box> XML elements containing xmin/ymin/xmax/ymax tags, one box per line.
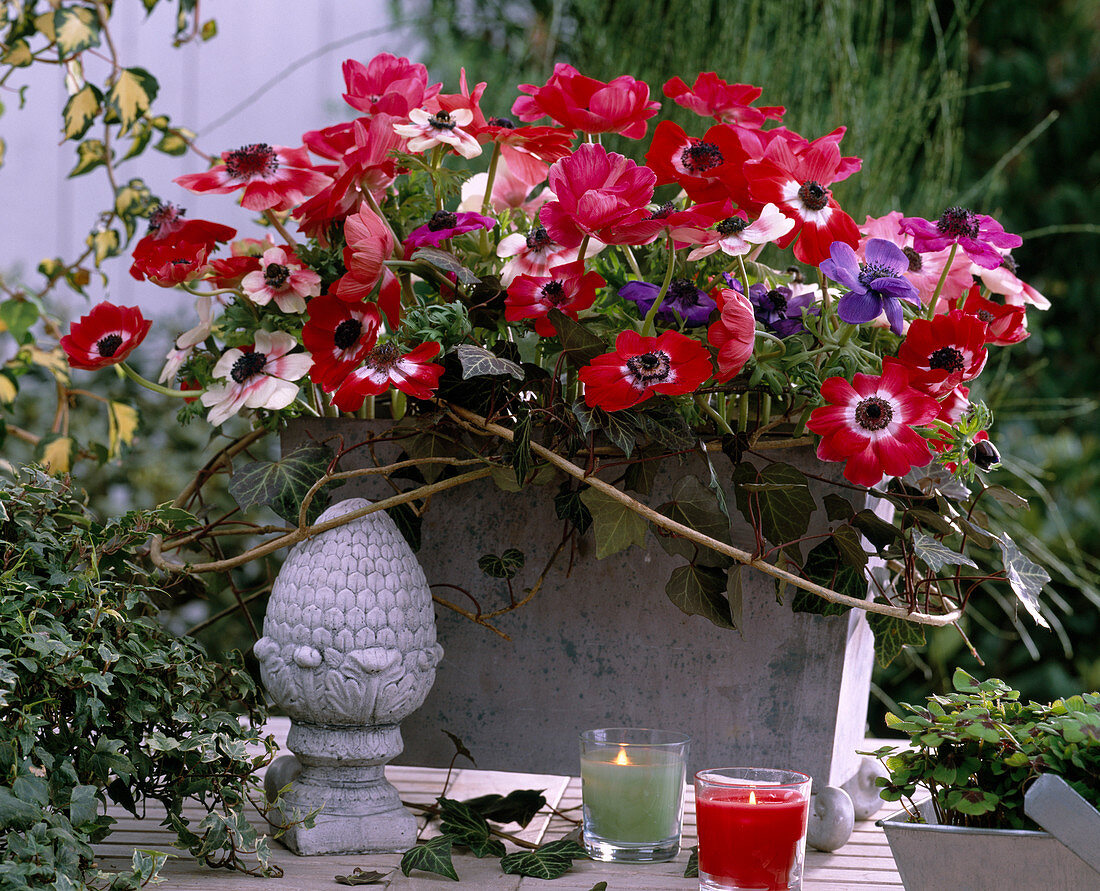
<box><xmin>581</xmin><ymin>746</ymin><xmax>686</xmax><ymax>841</ymax></box>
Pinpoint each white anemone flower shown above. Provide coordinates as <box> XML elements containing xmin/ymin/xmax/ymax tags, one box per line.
<box><xmin>394</xmin><ymin>107</ymin><xmax>482</xmax><ymax>159</ymax></box>
<box><xmin>201</xmin><ymin>330</ymin><xmax>312</xmax><ymax>426</ymax></box>
<box><xmin>686</xmin><ymin>203</ymin><xmax>796</xmax><ymax>261</ymax></box>
<box><xmin>159</xmin><ymin>295</ymin><xmax>215</xmax><ymax>384</ymax></box>
<box><xmin>240</xmin><ymin>247</ymin><xmax>321</xmax><ymax>314</ymax></box>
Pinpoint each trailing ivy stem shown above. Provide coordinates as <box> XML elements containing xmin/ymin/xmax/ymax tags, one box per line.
<box><xmin>642</xmin><ymin>233</ymin><xmax>676</xmax><ymax>336</ymax></box>
<box><xmin>696</xmin><ymin>394</ymin><xmax>734</xmax><ymax>435</ymax></box>
<box><xmin>262</xmin><ymin>209</ymin><xmax>297</xmax><ymax>248</ymax></box>
<box><xmin>928</xmin><ymin>242</ymin><xmax>958</xmax><ymax>317</ymax></box>
<box><xmin>117</xmin><ymin>362</ymin><xmax>198</xmax><ymax>398</ymax></box>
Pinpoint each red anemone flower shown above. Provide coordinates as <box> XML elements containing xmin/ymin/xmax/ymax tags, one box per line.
<box><xmin>62</xmin><ymin>302</ymin><xmax>152</xmax><ymax>370</ymax></box>
<box><xmin>644</xmin><ymin>121</ymin><xmax>752</xmax><ymax>204</ymax></box>
<box><xmin>512</xmin><ymin>63</ymin><xmax>659</xmax><ymax>139</ymax></box>
<box><xmin>332</xmin><ymin>341</ymin><xmax>444</xmax><ymax>408</ymax></box>
<box><xmin>952</xmin><ymin>284</ymin><xmax>1029</xmax><ymax>346</ymax></box>
<box><xmin>742</xmin><ymin>136</ymin><xmax>861</xmax><ymax>266</ymax></box>
<box><xmin>302</xmin><ymin>296</ymin><xmax>382</xmax><ymax>392</ymax></box>
<box><xmin>539</xmin><ymin>143</ymin><xmax>656</xmax><ymax>248</ymax></box>
<box><xmin>579</xmin><ymin>329</ymin><xmax>712</xmax><ymax>412</ymax></box>
<box><xmin>504</xmin><ymin>260</ymin><xmax>606</xmax><ymax>335</ymax></box>
<box><xmin>662</xmin><ymin>73</ymin><xmax>785</xmax><ymax>126</ymax></box>
<box><xmin>334</xmin><ymin>203</ymin><xmax>396</xmax><ymax>299</ymax></box>
<box><xmin>893</xmin><ymin>311</ymin><xmax>989</xmax><ymax>399</ymax></box>
<box><xmin>129</xmin><ymin>209</ymin><xmax>236</xmax><ymax>285</ymax></box>
<box><xmin>707</xmin><ymin>286</ymin><xmax>756</xmax><ymax>383</ymax></box>
<box><xmin>478</xmin><ymin>122</ymin><xmax>576</xmax><ymax>185</ymax></box>
<box><xmin>341</xmin><ymin>52</ymin><xmax>440</xmax><ymax>118</ymax></box>
<box><xmin>175</xmin><ymin>143</ymin><xmax>331</xmax><ymax>213</ymax></box>
<box><xmin>807</xmin><ymin>363</ymin><xmax>940</xmax><ymax>487</ymax></box>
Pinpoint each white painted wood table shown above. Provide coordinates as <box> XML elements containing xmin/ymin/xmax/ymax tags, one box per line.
<box><xmin>93</xmin><ymin>719</ymin><xmax>903</xmax><ymax>889</ymax></box>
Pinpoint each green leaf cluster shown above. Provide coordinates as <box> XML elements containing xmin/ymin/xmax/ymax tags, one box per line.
<box><xmin>872</xmin><ymin>668</ymin><xmax>1100</xmax><ymax>829</ymax></box>
<box><xmin>0</xmin><ymin>469</ymin><xmax>277</xmax><ymax>888</ymax></box>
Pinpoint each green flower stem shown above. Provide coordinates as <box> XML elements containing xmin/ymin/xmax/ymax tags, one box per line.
<box><xmin>620</xmin><ymin>243</ymin><xmax>643</xmax><ymax>279</ymax></box>
<box><xmin>928</xmin><ymin>242</ymin><xmax>958</xmax><ymax>317</ymax></box>
<box><xmin>430</xmin><ymin>145</ymin><xmax>444</xmax><ymax>212</ymax></box>
<box><xmin>577</xmin><ymin>233</ymin><xmax>591</xmax><ymax>264</ymax></box>
<box><xmin>118</xmin><ymin>362</ymin><xmax>198</xmax><ymax>398</ymax></box>
<box><xmin>755</xmin><ymin>330</ymin><xmax>787</xmax><ymax>355</ymax></box>
<box><xmin>295</xmin><ymin>397</ymin><xmax>320</xmax><ymax>417</ymax></box>
<box><xmin>180</xmin><ymin>283</ymin><xmax>239</xmax><ymax>298</ymax></box>
<box><xmin>793</xmin><ymin>403</ymin><xmax>814</xmax><ymax>437</ymax></box>
<box><xmin>696</xmin><ymin>394</ymin><xmax>734</xmax><ymax>435</ymax></box>
<box><xmin>480</xmin><ymin>142</ymin><xmax>503</xmax><ymax>218</ymax></box>
<box><xmin>737</xmin><ymin>393</ymin><xmax>750</xmax><ymax>432</ymax></box>
<box><xmin>262</xmin><ymin>209</ymin><xmax>297</xmax><ymax>248</ymax></box>
<box><xmin>641</xmin><ymin>234</ymin><xmax>676</xmax><ymax>336</ymax></box>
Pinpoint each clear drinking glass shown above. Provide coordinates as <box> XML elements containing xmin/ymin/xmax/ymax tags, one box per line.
<box><xmin>694</xmin><ymin>767</ymin><xmax>812</xmax><ymax>891</ymax></box>
<box><xmin>579</xmin><ymin>727</ymin><xmax>690</xmax><ymax>862</ymax></box>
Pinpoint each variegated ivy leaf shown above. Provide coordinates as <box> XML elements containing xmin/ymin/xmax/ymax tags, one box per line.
<box><xmin>454</xmin><ymin>344</ymin><xmax>524</xmax><ymax>380</ymax></box>
<box><xmin>104</xmin><ymin>67</ymin><xmax>159</xmax><ymax>135</ymax></box>
<box><xmin>107</xmin><ymin>402</ymin><xmax>139</xmax><ymax>460</ymax></box>
<box><xmin>410</xmin><ymin>247</ymin><xmax>480</xmax><ymax>286</ymax></box>
<box><xmin>62</xmin><ymin>83</ymin><xmax>101</xmax><ymax>140</ymax></box>
<box><xmin>997</xmin><ymin>531</ymin><xmax>1050</xmax><ymax>628</ymax></box>
<box><xmin>911</xmin><ymin>531</ymin><xmax>978</xmax><ymax>573</ymax></box>
<box><xmin>53</xmin><ymin>7</ymin><xmax>101</xmax><ymax>56</ymax></box>
<box><xmin>2</xmin><ymin>39</ymin><xmax>33</xmax><ymax>67</ymax></box>
<box><xmin>69</xmin><ymin>138</ymin><xmax>109</xmax><ymax>177</ymax></box>
<box><xmin>227</xmin><ymin>443</ymin><xmax>344</xmax><ymax>526</ymax></box>
<box><xmin>86</xmin><ymin>228</ymin><xmax>120</xmax><ymax>265</ymax></box>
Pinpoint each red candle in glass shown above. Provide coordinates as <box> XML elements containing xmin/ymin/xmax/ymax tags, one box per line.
<box><xmin>695</xmin><ymin>768</ymin><xmax>812</xmax><ymax>891</ymax></box>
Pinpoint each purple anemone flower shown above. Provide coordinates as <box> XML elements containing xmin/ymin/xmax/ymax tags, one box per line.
<box><xmin>820</xmin><ymin>238</ymin><xmax>919</xmax><ymax>336</ymax></box>
<box><xmin>405</xmin><ymin>210</ymin><xmax>496</xmax><ymax>250</ymax></box>
<box><xmin>899</xmin><ymin>206</ymin><xmax>1021</xmax><ymax>269</ymax></box>
<box><xmin>747</xmin><ymin>283</ymin><xmax>818</xmax><ymax>337</ymax></box>
<box><xmin>619</xmin><ymin>278</ymin><xmax>716</xmax><ymax>326</ymax></box>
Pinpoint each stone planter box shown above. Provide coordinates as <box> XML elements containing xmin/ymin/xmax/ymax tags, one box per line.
<box><xmin>878</xmin><ymin>800</ymin><xmax>1098</xmax><ymax>890</ymax></box>
<box><xmin>282</xmin><ymin>418</ymin><xmax>881</xmax><ymax>789</ymax></box>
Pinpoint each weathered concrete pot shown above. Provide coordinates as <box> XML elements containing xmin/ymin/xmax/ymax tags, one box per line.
<box><xmin>283</xmin><ymin>419</ymin><xmax>879</xmax><ymax>794</ymax></box>
<box><xmin>878</xmin><ymin>800</ymin><xmax>1099</xmax><ymax>890</ymax></box>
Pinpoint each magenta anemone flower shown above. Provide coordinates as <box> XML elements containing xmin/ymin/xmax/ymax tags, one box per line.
<box><xmin>405</xmin><ymin>210</ymin><xmax>496</xmax><ymax>250</ymax></box>
<box><xmin>899</xmin><ymin>207</ymin><xmax>1022</xmax><ymax>270</ymax></box>
<box><xmin>821</xmin><ymin>238</ymin><xmax>920</xmax><ymax>335</ymax></box>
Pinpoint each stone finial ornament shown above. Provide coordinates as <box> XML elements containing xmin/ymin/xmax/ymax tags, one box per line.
<box><xmin>255</xmin><ymin>498</ymin><xmax>443</xmax><ymax>854</ymax></box>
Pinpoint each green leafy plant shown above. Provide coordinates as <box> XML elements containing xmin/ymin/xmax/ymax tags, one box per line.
<box><xmin>0</xmin><ymin>468</ymin><xmax>280</xmax><ymax>888</ymax></box>
<box><xmin>870</xmin><ymin>668</ymin><xmax>1100</xmax><ymax>829</ymax></box>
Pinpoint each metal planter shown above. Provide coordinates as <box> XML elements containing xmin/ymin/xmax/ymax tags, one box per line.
<box><xmin>878</xmin><ymin>800</ymin><xmax>1099</xmax><ymax>891</ymax></box>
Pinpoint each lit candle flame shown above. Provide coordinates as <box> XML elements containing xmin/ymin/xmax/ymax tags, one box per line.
<box><xmin>614</xmin><ymin>747</ymin><xmax>630</xmax><ymax>766</ymax></box>
<box><xmin>749</xmin><ymin>789</ymin><xmax>757</xmax><ymax>805</ymax></box>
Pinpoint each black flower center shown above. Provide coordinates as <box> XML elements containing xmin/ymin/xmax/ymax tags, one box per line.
<box><xmin>716</xmin><ymin>216</ymin><xmax>750</xmax><ymax>236</ymax></box>
<box><xmin>147</xmin><ymin>202</ymin><xmax>184</xmax><ymax>234</ymax></box>
<box><xmin>855</xmin><ymin>396</ymin><xmax>893</xmax><ymax>431</ymax></box>
<box><xmin>541</xmin><ymin>280</ymin><xmax>568</xmax><ymax>306</ymax></box>
<box><xmin>976</xmin><ymin>309</ymin><xmax>995</xmax><ymax>323</ymax></box>
<box><xmin>368</xmin><ymin>341</ymin><xmax>400</xmax><ymax>371</ymax></box>
<box><xmin>679</xmin><ymin>141</ymin><xmax>723</xmax><ymax>174</ymax></box>
<box><xmin>903</xmin><ymin>246</ymin><xmax>923</xmax><ymax>272</ymax></box>
<box><xmin>626</xmin><ymin>350</ymin><xmax>672</xmax><ymax>384</ymax></box>
<box><xmin>766</xmin><ymin>289</ymin><xmax>788</xmax><ymax>313</ymax></box>
<box><xmin>230</xmin><ymin>351</ymin><xmax>267</xmax><ymax>383</ymax></box>
<box><xmin>858</xmin><ymin>262</ymin><xmax>895</xmax><ymax>288</ymax></box>
<box><xmin>526</xmin><ymin>227</ymin><xmax>552</xmax><ymax>251</ymax></box>
<box><xmin>429</xmin><ymin>110</ymin><xmax>456</xmax><ymax>130</ymax></box>
<box><xmin>668</xmin><ymin>279</ymin><xmax>700</xmax><ymax>306</ymax></box>
<box><xmin>648</xmin><ymin>201</ymin><xmax>676</xmax><ymax>220</ymax></box>
<box><xmin>427</xmin><ymin>210</ymin><xmax>458</xmax><ymax>232</ymax></box>
<box><xmin>928</xmin><ymin>346</ymin><xmax>965</xmax><ymax>373</ymax></box>
<box><xmin>936</xmin><ymin>206</ymin><xmax>979</xmax><ymax>239</ymax></box>
<box><xmin>487</xmin><ymin>116</ymin><xmax>515</xmax><ymax>128</ymax></box>
<box><xmin>264</xmin><ymin>263</ymin><xmax>291</xmax><ymax>289</ymax></box>
<box><xmin>333</xmin><ymin>318</ymin><xmax>363</xmax><ymax>351</ymax></box>
<box><xmin>96</xmin><ymin>333</ymin><xmax>124</xmax><ymax>358</ymax></box>
<box><xmin>797</xmin><ymin>181</ymin><xmax>828</xmax><ymax>211</ymax></box>
<box><xmin>225</xmin><ymin>143</ymin><xmax>278</xmax><ymax>180</ymax></box>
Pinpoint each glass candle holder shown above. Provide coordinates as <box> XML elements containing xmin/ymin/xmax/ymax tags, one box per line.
<box><xmin>694</xmin><ymin>767</ymin><xmax>812</xmax><ymax>891</ymax></box>
<box><xmin>579</xmin><ymin>727</ymin><xmax>690</xmax><ymax>862</ymax></box>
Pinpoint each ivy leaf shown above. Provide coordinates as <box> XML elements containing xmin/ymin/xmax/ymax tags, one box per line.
<box><xmin>478</xmin><ymin>548</ymin><xmax>525</xmax><ymax>580</ymax></box>
<box><xmin>633</xmin><ymin>403</ymin><xmax>695</xmax><ymax>451</ymax></box>
<box><xmin>911</xmin><ymin>532</ymin><xmax>978</xmax><ymax>573</ymax></box>
<box><xmin>733</xmin><ymin>462</ymin><xmax>815</xmax><ymax>548</ymax></box>
<box><xmin>832</xmin><ymin>524</ymin><xmax>868</xmax><ymax>570</ymax></box>
<box><xmin>727</xmin><ymin>564</ymin><xmax>744</xmax><ymax>632</ymax></box>
<box><xmin>454</xmin><ymin>344</ymin><xmax>524</xmax><ymax>380</ymax></box>
<box><xmin>0</xmin><ymin>788</ymin><xmax>40</xmax><ymax>830</ymax></box>
<box><xmin>69</xmin><ymin>138</ymin><xmax>109</xmax><ymax>177</ymax></box>
<box><xmin>509</xmin><ymin>412</ymin><xmax>532</xmax><ymax>486</ymax></box>
<box><xmin>665</xmin><ymin>564</ymin><xmax>736</xmax><ymax>630</ymax></box>
<box><xmin>410</xmin><ymin>247</ymin><xmax>480</xmax><ymax>285</ymax></box>
<box><xmin>554</xmin><ymin>483</ymin><xmax>592</xmax><ymax>535</ymax></box>
<box><xmin>824</xmin><ymin>493</ymin><xmax>856</xmax><ymax>521</ymax></box>
<box><xmin>104</xmin><ymin>67</ymin><xmax>159</xmax><ymax>135</ymax></box>
<box><xmin>387</xmin><ymin>502</ymin><xmax>422</xmax><ymax>552</ymax></box>
<box><xmin>464</xmin><ymin>789</ymin><xmax>546</xmax><ymax>828</ymax></box>
<box><xmin>155</xmin><ymin>127</ymin><xmax>193</xmax><ymax>155</ymax></box>
<box><xmin>867</xmin><ymin>613</ymin><xmax>926</xmax><ymax>668</ymax></box>
<box><xmin>984</xmin><ymin>485</ymin><xmax>1028</xmax><ymax>511</ymax></box>
<box><xmin>54</xmin><ymin>7</ymin><xmax>101</xmax><ymax>56</ymax></box>
<box><xmin>106</xmin><ymin>401</ymin><xmax>139</xmax><ymax>459</ymax></box>
<box><xmin>500</xmin><ymin>838</ymin><xmax>588</xmax><ymax>879</ymax></box>
<box><xmin>400</xmin><ymin>835</ymin><xmax>459</xmax><ymax>881</ymax></box>
<box><xmin>62</xmin><ymin>83</ymin><xmax>101</xmax><ymax>140</ymax></box>
<box><xmin>437</xmin><ymin>798</ymin><xmax>506</xmax><ymax>859</ymax></box>
<box><xmin>997</xmin><ymin>532</ymin><xmax>1051</xmax><ymax>628</ymax></box>
<box><xmin>851</xmin><ymin>509</ymin><xmax>902</xmax><ymax>549</ymax></box>
<box><xmin>684</xmin><ymin>846</ymin><xmax>699</xmax><ymax>877</ymax></box>
<box><xmin>572</xmin><ymin>402</ymin><xmax>635</xmax><ymax>457</ymax></box>
<box><xmin>0</xmin><ymin>299</ymin><xmax>39</xmax><ymax>344</ymax></box>
<box><xmin>655</xmin><ymin>474</ymin><xmax>732</xmax><ymax>568</ymax></box>
<box><xmin>334</xmin><ymin>868</ymin><xmax>388</xmax><ymax>885</ymax></box>
<box><xmin>37</xmin><ymin>434</ymin><xmax>74</xmax><ymax>475</ymax></box>
<box><xmin>87</xmin><ymin>228</ymin><xmax>121</xmax><ymax>265</ymax></box>
<box><xmin>1</xmin><ymin>39</ymin><xmax>32</xmax><ymax>67</ymax></box>
<box><xmin>791</xmin><ymin>539</ymin><xmax>864</xmax><ymax>616</ymax></box>
<box><xmin>699</xmin><ymin>438</ymin><xmax>730</xmax><ymax>518</ymax></box>
<box><xmin>69</xmin><ymin>784</ymin><xmax>99</xmax><ymax>828</ymax></box>
<box><xmin>227</xmin><ymin>443</ymin><xmax>344</xmax><ymax>525</ymax></box>
<box><xmin>579</xmin><ymin>488</ymin><xmax>647</xmax><ymax>558</ymax></box>
<box><xmin>442</xmin><ymin>730</ymin><xmax>476</xmax><ymax>768</ymax></box>
<box><xmin>549</xmin><ymin>308</ymin><xmax>605</xmax><ymax>368</ymax></box>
